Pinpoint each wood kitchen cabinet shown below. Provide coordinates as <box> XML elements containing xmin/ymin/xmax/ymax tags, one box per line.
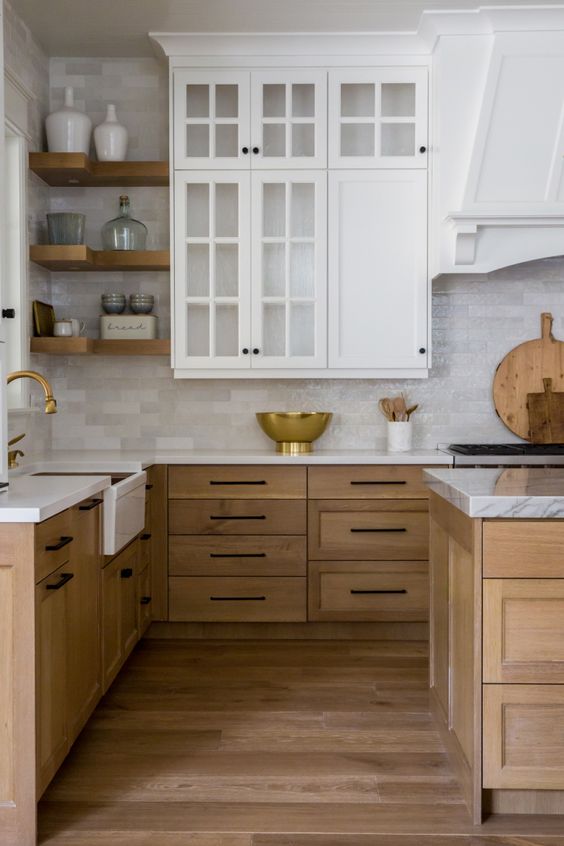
<box><xmin>101</xmin><ymin>538</ymin><xmax>140</xmax><ymax>692</ymax></box>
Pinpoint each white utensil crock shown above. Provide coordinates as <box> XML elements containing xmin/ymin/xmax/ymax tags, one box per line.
<box><xmin>46</xmin><ymin>87</ymin><xmax>92</xmax><ymax>155</ymax></box>
<box><xmin>387</xmin><ymin>421</ymin><xmax>413</xmax><ymax>453</ymax></box>
<box><xmin>94</xmin><ymin>104</ymin><xmax>128</xmax><ymax>161</ymax></box>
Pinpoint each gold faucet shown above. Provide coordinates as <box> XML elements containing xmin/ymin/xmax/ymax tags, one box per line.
<box><xmin>6</xmin><ymin>371</ymin><xmax>57</xmax><ymax>468</ymax></box>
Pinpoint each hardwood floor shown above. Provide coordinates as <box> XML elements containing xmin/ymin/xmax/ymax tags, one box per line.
<box><xmin>39</xmin><ymin>639</ymin><xmax>564</xmax><ymax>846</ymax></box>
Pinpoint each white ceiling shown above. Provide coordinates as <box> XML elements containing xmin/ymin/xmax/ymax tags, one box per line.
<box><xmin>9</xmin><ymin>0</ymin><xmax>552</xmax><ymax>57</ymax></box>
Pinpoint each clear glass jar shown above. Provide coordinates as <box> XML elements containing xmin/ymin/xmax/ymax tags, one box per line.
<box><xmin>101</xmin><ymin>195</ymin><xmax>147</xmax><ymax>250</ymax></box>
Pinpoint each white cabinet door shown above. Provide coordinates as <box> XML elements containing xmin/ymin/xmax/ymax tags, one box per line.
<box><xmin>328</xmin><ymin>170</ymin><xmax>428</xmax><ymax>370</ymax></box>
<box><xmin>328</xmin><ymin>69</ymin><xmax>428</xmax><ymax>169</ymax></box>
<box><xmin>174</xmin><ymin>71</ymin><xmax>251</xmax><ymax>169</ymax></box>
<box><xmin>251</xmin><ymin>171</ymin><xmax>327</xmax><ymax>369</ymax></box>
<box><xmin>250</xmin><ymin>71</ymin><xmax>327</xmax><ymax>169</ymax></box>
<box><xmin>174</xmin><ymin>172</ymin><xmax>251</xmax><ymax>369</ymax></box>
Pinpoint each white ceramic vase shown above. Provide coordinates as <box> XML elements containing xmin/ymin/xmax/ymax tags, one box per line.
<box><xmin>94</xmin><ymin>104</ymin><xmax>128</xmax><ymax>161</ymax></box>
<box><xmin>46</xmin><ymin>87</ymin><xmax>92</xmax><ymax>155</ymax></box>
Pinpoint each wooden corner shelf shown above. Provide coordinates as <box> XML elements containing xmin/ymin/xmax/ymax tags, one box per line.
<box><xmin>29</xmin><ymin>153</ymin><xmax>169</xmax><ymax>187</ymax></box>
<box><xmin>31</xmin><ymin>338</ymin><xmax>171</xmax><ymax>356</ymax></box>
<box><xmin>30</xmin><ymin>245</ymin><xmax>170</xmax><ymax>272</ymax></box>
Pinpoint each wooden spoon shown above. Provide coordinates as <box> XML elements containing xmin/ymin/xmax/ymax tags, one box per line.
<box><xmin>393</xmin><ymin>395</ymin><xmax>408</xmax><ymax>422</ymax></box>
<box><xmin>379</xmin><ymin>398</ymin><xmax>395</xmax><ymax>421</ymax></box>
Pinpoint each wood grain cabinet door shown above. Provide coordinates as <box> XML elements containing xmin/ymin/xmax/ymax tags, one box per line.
<box><xmin>170</xmin><ymin>499</ymin><xmax>306</xmax><ymax>536</ymax></box>
<box><xmin>101</xmin><ymin>555</ymin><xmax>122</xmax><ymax>693</ymax></box>
<box><xmin>483</xmin><ymin>579</ymin><xmax>564</xmax><ymax>683</ymax></box>
<box><xmin>484</xmin><ymin>685</ymin><xmax>564</xmax><ymax>789</ymax></box>
<box><xmin>169</xmin><ymin>465</ymin><xmax>306</xmax><ymax>499</ymax></box>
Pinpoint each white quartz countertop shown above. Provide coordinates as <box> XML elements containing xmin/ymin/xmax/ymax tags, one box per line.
<box><xmin>19</xmin><ymin>448</ymin><xmax>452</xmax><ymax>473</ymax></box>
<box><xmin>425</xmin><ymin>468</ymin><xmax>564</xmax><ymax>518</ymax></box>
<box><xmin>0</xmin><ymin>474</ymin><xmax>111</xmax><ymax>523</ymax></box>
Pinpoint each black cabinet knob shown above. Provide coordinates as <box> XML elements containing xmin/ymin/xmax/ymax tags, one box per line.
<box><xmin>252</xmin><ymin>146</ymin><xmax>259</xmax><ymax>154</ymax></box>
<box><xmin>252</xmin><ymin>348</ymin><xmax>260</xmax><ymax>355</ymax></box>
<box><xmin>242</xmin><ymin>146</ymin><xmax>249</xmax><ymax>154</ymax></box>
<box><xmin>419</xmin><ymin>146</ymin><xmax>427</xmax><ymax>154</ymax></box>
<box><xmin>242</xmin><ymin>348</ymin><xmax>249</xmax><ymax>355</ymax></box>
<box><xmin>419</xmin><ymin>347</ymin><xmax>426</xmax><ymax>354</ymax></box>
<box><xmin>2</xmin><ymin>309</ymin><xmax>15</xmax><ymax>319</ymax></box>
<box><xmin>120</xmin><ymin>568</ymin><xmax>133</xmax><ymax>579</ymax></box>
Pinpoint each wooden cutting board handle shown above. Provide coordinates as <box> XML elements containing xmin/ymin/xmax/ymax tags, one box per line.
<box><xmin>541</xmin><ymin>312</ymin><xmax>554</xmax><ymax>341</ymax></box>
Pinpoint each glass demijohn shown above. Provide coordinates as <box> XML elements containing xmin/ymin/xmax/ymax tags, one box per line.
<box><xmin>101</xmin><ymin>195</ymin><xmax>148</xmax><ymax>250</ymax></box>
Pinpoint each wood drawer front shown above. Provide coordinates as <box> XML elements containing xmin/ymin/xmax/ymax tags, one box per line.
<box><xmin>309</xmin><ymin>561</ymin><xmax>428</xmax><ymax>622</ymax></box>
<box><xmin>169</xmin><ymin>535</ymin><xmax>306</xmax><ymax>577</ymax></box>
<box><xmin>169</xmin><ymin>499</ymin><xmax>306</xmax><ymax>536</ymax></box>
<box><xmin>169</xmin><ymin>577</ymin><xmax>306</xmax><ymax>622</ymax></box>
<box><xmin>484</xmin><ymin>520</ymin><xmax>564</xmax><ymax>577</ymax></box>
<box><xmin>308</xmin><ymin>501</ymin><xmax>429</xmax><ymax>560</ymax></box>
<box><xmin>484</xmin><ymin>579</ymin><xmax>564</xmax><ymax>683</ymax></box>
<box><xmin>308</xmin><ymin>466</ymin><xmax>436</xmax><ymax>500</ymax></box>
<box><xmin>484</xmin><ymin>684</ymin><xmax>564</xmax><ymax>789</ymax></box>
<box><xmin>169</xmin><ymin>465</ymin><xmax>306</xmax><ymax>500</ymax></box>
<box><xmin>35</xmin><ymin>509</ymin><xmax>74</xmax><ymax>583</ymax></box>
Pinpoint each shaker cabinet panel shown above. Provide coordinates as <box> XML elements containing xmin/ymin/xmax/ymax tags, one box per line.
<box><xmin>328</xmin><ymin>170</ymin><xmax>428</xmax><ymax>370</ymax></box>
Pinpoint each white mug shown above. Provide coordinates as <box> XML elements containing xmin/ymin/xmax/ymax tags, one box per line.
<box><xmin>68</xmin><ymin>318</ymin><xmax>87</xmax><ymax>337</ymax></box>
<box><xmin>53</xmin><ymin>320</ymin><xmax>73</xmax><ymax>338</ymax></box>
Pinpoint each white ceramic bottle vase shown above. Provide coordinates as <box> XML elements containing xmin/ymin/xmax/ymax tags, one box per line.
<box><xmin>46</xmin><ymin>86</ymin><xmax>92</xmax><ymax>155</ymax></box>
<box><xmin>94</xmin><ymin>104</ymin><xmax>128</xmax><ymax>161</ymax></box>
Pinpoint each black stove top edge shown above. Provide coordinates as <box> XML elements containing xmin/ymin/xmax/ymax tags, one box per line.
<box><xmin>448</xmin><ymin>443</ymin><xmax>564</xmax><ymax>456</ymax></box>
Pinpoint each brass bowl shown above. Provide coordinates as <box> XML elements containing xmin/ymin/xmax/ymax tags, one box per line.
<box><xmin>256</xmin><ymin>411</ymin><xmax>333</xmax><ymax>454</ymax></box>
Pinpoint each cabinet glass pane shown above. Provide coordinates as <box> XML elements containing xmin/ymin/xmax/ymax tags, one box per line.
<box><xmin>290</xmin><ymin>183</ymin><xmax>314</xmax><ymax>237</ymax></box>
<box><xmin>215</xmin><ymin>183</ymin><xmax>238</xmax><ymax>237</ymax></box>
<box><xmin>263</xmin><ymin>304</ymin><xmax>286</xmax><ymax>356</ymax></box>
<box><xmin>292</xmin><ymin>84</ymin><xmax>315</xmax><ymax>118</ymax></box>
<box><xmin>381</xmin><ymin>83</ymin><xmax>415</xmax><ymax>117</ymax></box>
<box><xmin>186</xmin><ymin>244</ymin><xmax>209</xmax><ymax>296</ymax></box>
<box><xmin>292</xmin><ymin>124</ymin><xmax>314</xmax><ymax>158</ymax></box>
<box><xmin>381</xmin><ymin>123</ymin><xmax>415</xmax><ymax>156</ymax></box>
<box><xmin>290</xmin><ymin>303</ymin><xmax>314</xmax><ymax>356</ymax></box>
<box><xmin>341</xmin><ymin>123</ymin><xmax>374</xmax><ymax>157</ymax></box>
<box><xmin>263</xmin><ymin>243</ymin><xmax>285</xmax><ymax>297</ymax></box>
<box><xmin>186</xmin><ymin>124</ymin><xmax>209</xmax><ymax>158</ymax></box>
<box><xmin>290</xmin><ymin>243</ymin><xmax>314</xmax><ymax>298</ymax></box>
<box><xmin>186</xmin><ymin>184</ymin><xmax>209</xmax><ymax>237</ymax></box>
<box><xmin>215</xmin><ymin>84</ymin><xmax>238</xmax><ymax>118</ymax></box>
<box><xmin>187</xmin><ymin>305</ymin><xmax>209</xmax><ymax>357</ymax></box>
<box><xmin>263</xmin><ymin>183</ymin><xmax>286</xmax><ymax>237</ymax></box>
<box><xmin>263</xmin><ymin>84</ymin><xmax>286</xmax><ymax>118</ymax></box>
<box><xmin>215</xmin><ymin>244</ymin><xmax>238</xmax><ymax>297</ymax></box>
<box><xmin>215</xmin><ymin>124</ymin><xmax>238</xmax><ymax>158</ymax></box>
<box><xmin>341</xmin><ymin>83</ymin><xmax>375</xmax><ymax>117</ymax></box>
<box><xmin>215</xmin><ymin>305</ymin><xmax>239</xmax><ymax>356</ymax></box>
<box><xmin>263</xmin><ymin>124</ymin><xmax>286</xmax><ymax>157</ymax></box>
<box><xmin>186</xmin><ymin>85</ymin><xmax>209</xmax><ymax>118</ymax></box>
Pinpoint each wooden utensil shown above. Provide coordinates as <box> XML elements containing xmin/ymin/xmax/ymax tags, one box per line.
<box><xmin>493</xmin><ymin>312</ymin><xmax>564</xmax><ymax>441</ymax></box>
<box><xmin>393</xmin><ymin>395</ymin><xmax>408</xmax><ymax>422</ymax></box>
<box><xmin>527</xmin><ymin>377</ymin><xmax>564</xmax><ymax>444</ymax></box>
<box><xmin>379</xmin><ymin>398</ymin><xmax>395</xmax><ymax>421</ymax></box>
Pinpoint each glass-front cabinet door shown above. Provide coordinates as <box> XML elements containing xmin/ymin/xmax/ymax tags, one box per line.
<box><xmin>174</xmin><ymin>71</ymin><xmax>251</xmax><ymax>169</ymax></box>
<box><xmin>174</xmin><ymin>172</ymin><xmax>251</xmax><ymax>369</ymax></box>
<box><xmin>250</xmin><ymin>71</ymin><xmax>327</xmax><ymax>169</ymax></box>
<box><xmin>328</xmin><ymin>68</ymin><xmax>427</xmax><ymax>168</ymax></box>
<box><xmin>251</xmin><ymin>172</ymin><xmax>327</xmax><ymax>369</ymax></box>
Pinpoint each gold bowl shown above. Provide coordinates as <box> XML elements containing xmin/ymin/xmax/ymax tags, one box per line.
<box><xmin>256</xmin><ymin>411</ymin><xmax>333</xmax><ymax>454</ymax></box>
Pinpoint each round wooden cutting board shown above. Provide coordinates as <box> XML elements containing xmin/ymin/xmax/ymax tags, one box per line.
<box><xmin>493</xmin><ymin>312</ymin><xmax>564</xmax><ymax>440</ymax></box>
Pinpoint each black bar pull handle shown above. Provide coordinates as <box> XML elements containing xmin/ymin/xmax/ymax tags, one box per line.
<box><xmin>46</xmin><ymin>572</ymin><xmax>74</xmax><ymax>590</ymax></box>
<box><xmin>210</xmin><ymin>595</ymin><xmax>266</xmax><ymax>601</ymax></box>
<box><xmin>120</xmin><ymin>568</ymin><xmax>133</xmax><ymax>579</ymax></box>
<box><xmin>350</xmin><ymin>588</ymin><xmax>407</xmax><ymax>595</ymax></box>
<box><xmin>45</xmin><ymin>535</ymin><xmax>74</xmax><ymax>551</ymax></box>
<box><xmin>350</xmin><ymin>528</ymin><xmax>407</xmax><ymax>534</ymax></box>
<box><xmin>210</xmin><ymin>552</ymin><xmax>267</xmax><ymax>559</ymax></box>
<box><xmin>210</xmin><ymin>515</ymin><xmax>266</xmax><ymax>521</ymax></box>
<box><xmin>140</xmin><ymin>596</ymin><xmax>152</xmax><ymax>605</ymax></box>
<box><xmin>140</xmin><ymin>533</ymin><xmax>152</xmax><ymax>541</ymax></box>
<box><xmin>209</xmin><ymin>480</ymin><xmax>266</xmax><ymax>486</ymax></box>
<box><xmin>350</xmin><ymin>480</ymin><xmax>407</xmax><ymax>486</ymax></box>
<box><xmin>79</xmin><ymin>498</ymin><xmax>103</xmax><ymax>511</ymax></box>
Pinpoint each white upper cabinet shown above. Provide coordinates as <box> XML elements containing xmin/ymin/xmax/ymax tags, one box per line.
<box><xmin>250</xmin><ymin>71</ymin><xmax>327</xmax><ymax>169</ymax></box>
<box><xmin>329</xmin><ymin>170</ymin><xmax>428</xmax><ymax>370</ymax></box>
<box><xmin>174</xmin><ymin>171</ymin><xmax>251</xmax><ymax>369</ymax></box>
<box><xmin>251</xmin><ymin>171</ymin><xmax>327</xmax><ymax>369</ymax></box>
<box><xmin>174</xmin><ymin>70</ymin><xmax>327</xmax><ymax>170</ymax></box>
<box><xmin>328</xmin><ymin>69</ymin><xmax>428</xmax><ymax>169</ymax></box>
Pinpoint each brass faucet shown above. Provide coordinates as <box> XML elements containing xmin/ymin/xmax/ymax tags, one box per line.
<box><xmin>7</xmin><ymin>371</ymin><xmax>57</xmax><ymax>468</ymax></box>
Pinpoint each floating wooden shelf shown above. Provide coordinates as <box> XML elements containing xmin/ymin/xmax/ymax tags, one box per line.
<box><xmin>29</xmin><ymin>153</ymin><xmax>169</xmax><ymax>187</ymax></box>
<box><xmin>30</xmin><ymin>245</ymin><xmax>170</xmax><ymax>272</ymax></box>
<box><xmin>31</xmin><ymin>337</ymin><xmax>171</xmax><ymax>356</ymax></box>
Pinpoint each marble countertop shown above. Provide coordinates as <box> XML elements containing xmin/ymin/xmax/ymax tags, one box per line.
<box><xmin>425</xmin><ymin>468</ymin><xmax>564</xmax><ymax>518</ymax></box>
<box><xmin>0</xmin><ymin>474</ymin><xmax>111</xmax><ymax>523</ymax></box>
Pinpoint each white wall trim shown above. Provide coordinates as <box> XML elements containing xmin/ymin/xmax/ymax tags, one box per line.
<box><xmin>4</xmin><ymin>66</ymin><xmax>34</xmax><ymax>141</ymax></box>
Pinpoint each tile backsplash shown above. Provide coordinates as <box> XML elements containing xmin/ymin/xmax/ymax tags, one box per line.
<box><xmin>5</xmin><ymin>0</ymin><xmax>564</xmax><ymax>455</ymax></box>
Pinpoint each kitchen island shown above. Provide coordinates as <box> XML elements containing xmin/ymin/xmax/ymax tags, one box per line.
<box><xmin>425</xmin><ymin>467</ymin><xmax>564</xmax><ymax>824</ymax></box>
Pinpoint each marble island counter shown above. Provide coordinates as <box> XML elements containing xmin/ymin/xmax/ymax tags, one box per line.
<box><xmin>424</xmin><ymin>467</ymin><xmax>564</xmax><ymax>518</ymax></box>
